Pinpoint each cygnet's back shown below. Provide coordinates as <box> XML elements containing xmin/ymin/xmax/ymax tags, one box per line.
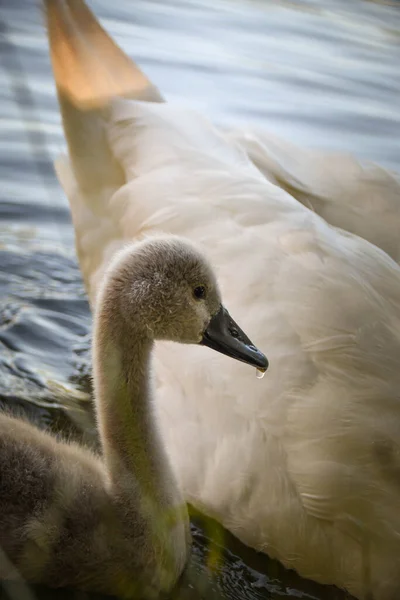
<box><xmin>0</xmin><ymin>414</ymin><xmax>114</xmax><ymax>589</ymax></box>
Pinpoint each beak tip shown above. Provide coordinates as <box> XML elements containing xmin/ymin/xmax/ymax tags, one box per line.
<box><xmin>247</xmin><ymin>344</ymin><xmax>268</xmax><ymax>371</ymax></box>
<box><xmin>254</xmin><ymin>353</ymin><xmax>269</xmax><ymax>372</ymax></box>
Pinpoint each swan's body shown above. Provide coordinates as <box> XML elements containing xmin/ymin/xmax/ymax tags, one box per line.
<box><xmin>45</xmin><ymin>2</ymin><xmax>400</xmax><ymax>599</ymax></box>
<box><xmin>1</xmin><ymin>236</ymin><xmax>263</xmax><ymax>596</ymax></box>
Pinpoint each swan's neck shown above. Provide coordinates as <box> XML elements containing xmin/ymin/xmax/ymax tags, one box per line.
<box><xmin>92</xmin><ymin>305</ymin><xmax>189</xmax><ymax>569</ymax></box>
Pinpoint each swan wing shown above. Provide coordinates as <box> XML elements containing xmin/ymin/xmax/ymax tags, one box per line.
<box><xmin>226</xmin><ymin>128</ymin><xmax>400</xmax><ymax>262</ymax></box>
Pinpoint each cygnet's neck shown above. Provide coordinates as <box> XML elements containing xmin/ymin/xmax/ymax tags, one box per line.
<box><xmin>92</xmin><ymin>291</ymin><xmax>189</xmax><ymax>567</ymax></box>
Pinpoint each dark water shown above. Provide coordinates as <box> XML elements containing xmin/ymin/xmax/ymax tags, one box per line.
<box><xmin>1</xmin><ymin>0</ymin><xmax>400</xmax><ymax>598</ymax></box>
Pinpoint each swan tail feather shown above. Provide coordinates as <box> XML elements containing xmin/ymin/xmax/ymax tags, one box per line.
<box><xmin>43</xmin><ymin>0</ymin><xmax>163</xmax><ymax>109</ymax></box>
<box><xmin>43</xmin><ymin>0</ymin><xmax>163</xmax><ymax>192</ymax></box>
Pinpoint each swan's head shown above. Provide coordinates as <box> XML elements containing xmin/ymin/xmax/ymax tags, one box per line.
<box><xmin>101</xmin><ymin>236</ymin><xmax>268</xmax><ymax>371</ymax></box>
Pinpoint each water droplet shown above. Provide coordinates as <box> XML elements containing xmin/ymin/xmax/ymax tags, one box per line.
<box><xmin>256</xmin><ymin>369</ymin><xmax>266</xmax><ymax>379</ymax></box>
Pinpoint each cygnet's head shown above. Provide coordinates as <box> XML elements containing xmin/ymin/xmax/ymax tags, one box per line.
<box><xmin>100</xmin><ymin>236</ymin><xmax>268</xmax><ymax>371</ymax></box>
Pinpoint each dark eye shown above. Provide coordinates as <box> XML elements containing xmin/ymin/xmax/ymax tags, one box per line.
<box><xmin>193</xmin><ymin>285</ymin><xmax>206</xmax><ymax>300</ymax></box>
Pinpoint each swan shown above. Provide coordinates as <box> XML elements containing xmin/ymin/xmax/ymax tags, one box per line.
<box><xmin>44</xmin><ymin>1</ymin><xmax>400</xmax><ymax>598</ymax></box>
<box><xmin>0</xmin><ymin>235</ymin><xmax>266</xmax><ymax>597</ymax></box>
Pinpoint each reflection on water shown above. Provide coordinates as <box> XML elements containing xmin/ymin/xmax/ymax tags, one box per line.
<box><xmin>0</xmin><ymin>0</ymin><xmax>399</xmax><ymax>598</ymax></box>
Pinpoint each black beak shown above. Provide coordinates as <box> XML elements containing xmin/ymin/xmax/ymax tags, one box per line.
<box><xmin>200</xmin><ymin>305</ymin><xmax>268</xmax><ymax>372</ymax></box>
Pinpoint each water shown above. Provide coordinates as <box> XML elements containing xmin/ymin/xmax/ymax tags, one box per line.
<box><xmin>0</xmin><ymin>0</ymin><xmax>400</xmax><ymax>598</ymax></box>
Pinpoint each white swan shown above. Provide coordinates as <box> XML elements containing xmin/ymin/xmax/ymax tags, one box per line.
<box><xmin>45</xmin><ymin>1</ymin><xmax>400</xmax><ymax>598</ymax></box>
<box><xmin>0</xmin><ymin>235</ymin><xmax>264</xmax><ymax>596</ymax></box>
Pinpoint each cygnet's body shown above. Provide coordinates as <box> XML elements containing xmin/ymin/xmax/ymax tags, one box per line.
<box><xmin>0</xmin><ymin>236</ymin><xmax>266</xmax><ymax>598</ymax></box>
